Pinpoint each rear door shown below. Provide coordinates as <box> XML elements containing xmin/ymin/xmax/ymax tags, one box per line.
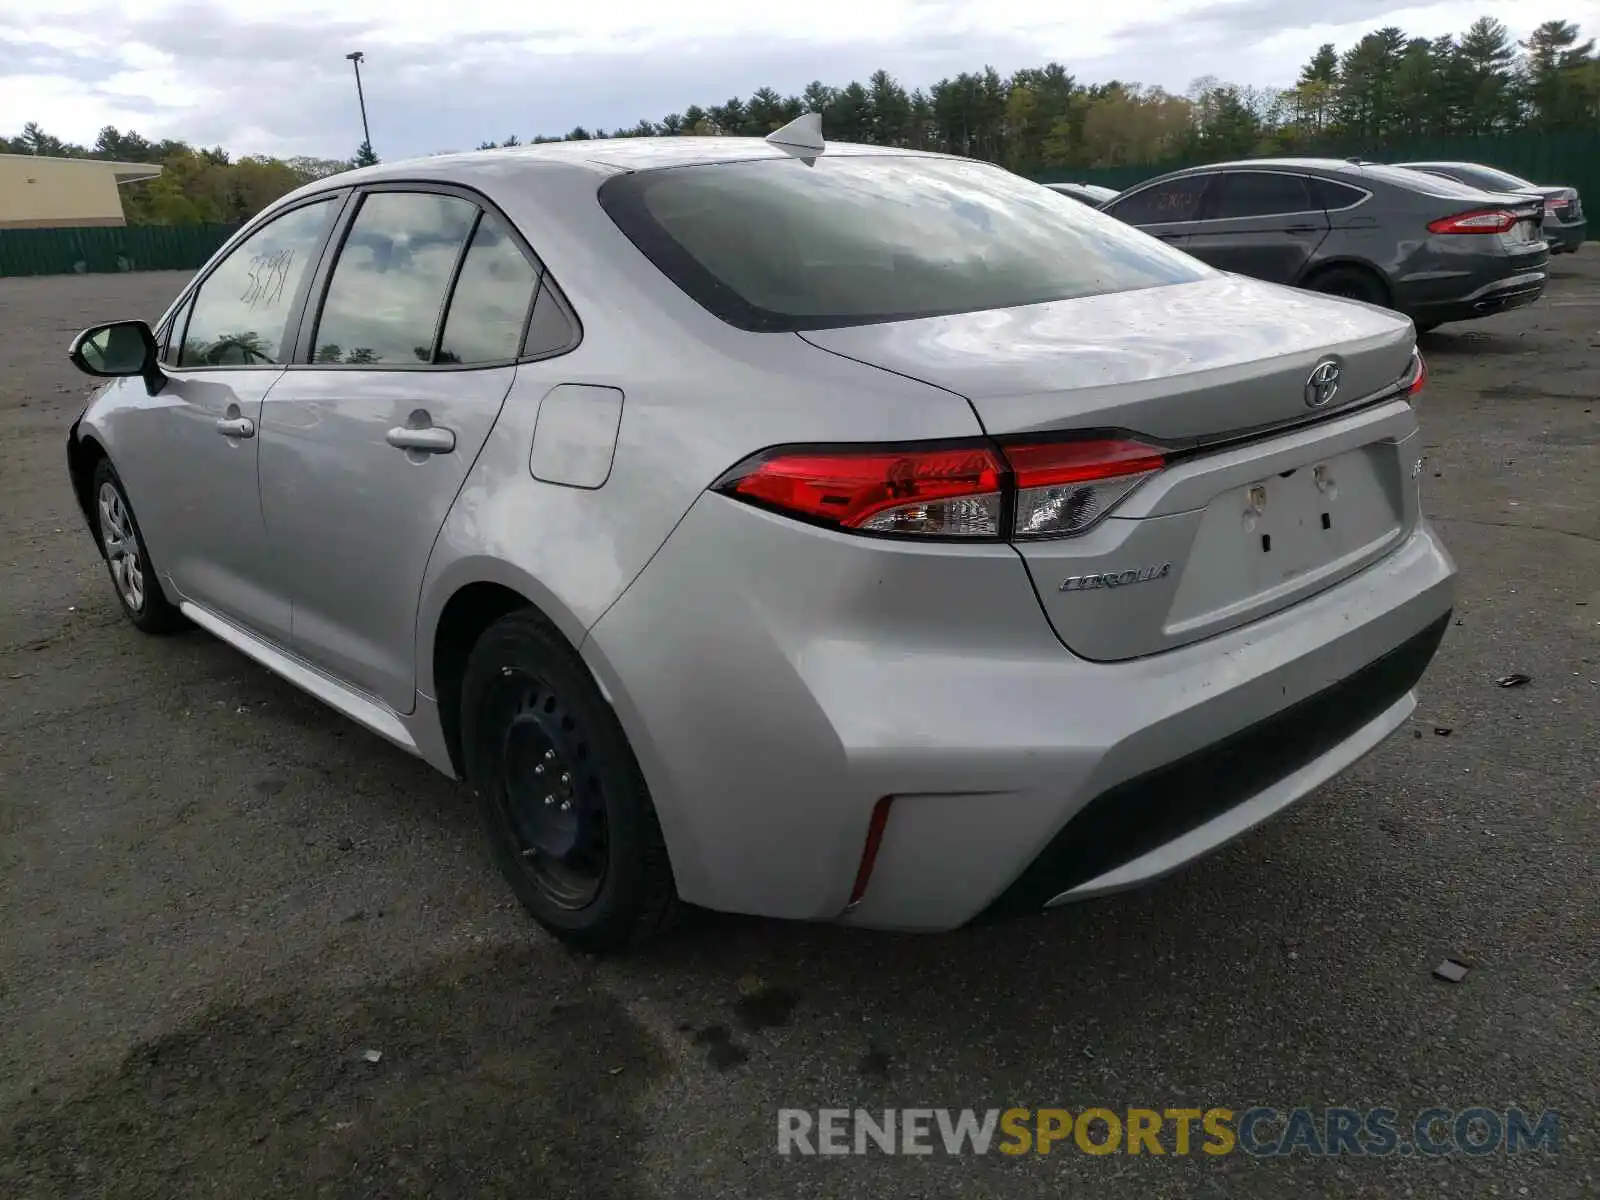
<box><xmin>1184</xmin><ymin>170</ymin><xmax>1329</xmax><ymax>284</ymax></box>
<box><xmin>257</xmin><ymin>186</ymin><xmax>556</xmax><ymax>713</ymax></box>
<box><xmin>1101</xmin><ymin>173</ymin><xmax>1214</xmax><ymax>251</ymax></box>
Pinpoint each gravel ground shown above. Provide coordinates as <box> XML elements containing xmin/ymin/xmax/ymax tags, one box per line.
<box><xmin>1</xmin><ymin>257</ymin><xmax>1596</xmax><ymax>1199</ymax></box>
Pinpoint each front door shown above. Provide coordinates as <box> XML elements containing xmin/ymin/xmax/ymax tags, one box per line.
<box><xmin>120</xmin><ymin>196</ymin><xmax>343</xmax><ymax>642</ymax></box>
<box><xmin>1184</xmin><ymin>171</ymin><xmax>1330</xmax><ymax>284</ymax></box>
<box><xmin>258</xmin><ymin>190</ymin><xmax>546</xmax><ymax>713</ymax></box>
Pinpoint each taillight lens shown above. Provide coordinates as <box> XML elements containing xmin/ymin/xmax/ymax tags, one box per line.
<box><xmin>1403</xmin><ymin>347</ymin><xmax>1427</xmax><ymax>396</ymax></box>
<box><xmin>720</xmin><ymin>444</ymin><xmax>1005</xmax><ymax>537</ymax></box>
<box><xmin>1005</xmin><ymin>438</ymin><xmax>1166</xmax><ymax>539</ymax></box>
<box><xmin>1428</xmin><ymin>209</ymin><xmax>1517</xmax><ymax>234</ymax></box>
<box><xmin>715</xmin><ymin>436</ymin><xmax>1166</xmax><ymax>540</ymax></box>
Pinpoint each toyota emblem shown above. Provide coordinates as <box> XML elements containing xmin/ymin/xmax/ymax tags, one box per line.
<box><xmin>1305</xmin><ymin>358</ymin><xmax>1342</xmax><ymax>409</ymax></box>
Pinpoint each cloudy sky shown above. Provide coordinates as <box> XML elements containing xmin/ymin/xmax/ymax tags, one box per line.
<box><xmin>3</xmin><ymin>0</ymin><xmax>1597</xmax><ymax>160</ymax></box>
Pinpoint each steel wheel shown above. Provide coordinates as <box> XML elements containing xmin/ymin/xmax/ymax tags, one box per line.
<box><xmin>461</xmin><ymin>609</ymin><xmax>677</xmax><ymax>951</ymax></box>
<box><xmin>98</xmin><ymin>479</ymin><xmax>146</xmax><ymax>613</ymax></box>
<box><xmin>492</xmin><ymin>670</ymin><xmax>609</xmax><ymax>909</ymax></box>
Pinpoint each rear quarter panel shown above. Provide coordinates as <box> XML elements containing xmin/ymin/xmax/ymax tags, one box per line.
<box><xmin>412</xmin><ymin>159</ymin><xmax>985</xmax><ymax>698</ymax></box>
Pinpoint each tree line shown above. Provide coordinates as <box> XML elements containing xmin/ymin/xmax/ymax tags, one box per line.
<box><xmin>4</xmin><ymin>17</ymin><xmax>1594</xmax><ymax>226</ymax></box>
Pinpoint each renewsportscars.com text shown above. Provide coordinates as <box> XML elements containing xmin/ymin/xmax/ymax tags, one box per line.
<box><xmin>777</xmin><ymin>1107</ymin><xmax>1560</xmax><ymax>1158</ymax></box>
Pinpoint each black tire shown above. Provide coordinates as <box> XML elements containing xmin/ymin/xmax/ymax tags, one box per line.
<box><xmin>89</xmin><ymin>458</ymin><xmax>188</xmax><ymax>634</ymax></box>
<box><xmin>460</xmin><ymin>609</ymin><xmax>676</xmax><ymax>953</ymax></box>
<box><xmin>1305</xmin><ymin>266</ymin><xmax>1389</xmax><ymax>308</ymax></box>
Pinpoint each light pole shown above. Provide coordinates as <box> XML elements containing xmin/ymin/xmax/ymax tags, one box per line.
<box><xmin>346</xmin><ymin>51</ymin><xmax>372</xmax><ymax>156</ymax></box>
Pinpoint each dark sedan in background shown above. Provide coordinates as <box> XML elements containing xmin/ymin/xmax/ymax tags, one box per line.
<box><xmin>1396</xmin><ymin>160</ymin><xmax>1586</xmax><ymax>254</ymax></box>
<box><xmin>1100</xmin><ymin>157</ymin><xmax>1549</xmax><ymax>332</ymax></box>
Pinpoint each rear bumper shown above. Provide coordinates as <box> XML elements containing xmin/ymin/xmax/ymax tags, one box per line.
<box><xmin>1408</xmin><ymin>269</ymin><xmax>1547</xmax><ymax>326</ymax></box>
<box><xmin>584</xmin><ymin>489</ymin><xmax>1457</xmax><ymax>931</ymax></box>
<box><xmin>1546</xmin><ymin>220</ymin><xmax>1586</xmax><ymax>253</ymax></box>
<box><xmin>981</xmin><ymin>611</ymin><xmax>1448</xmax><ymax>919</ymax></box>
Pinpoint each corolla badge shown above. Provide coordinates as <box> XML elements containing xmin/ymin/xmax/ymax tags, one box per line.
<box><xmin>1059</xmin><ymin>563</ymin><xmax>1172</xmax><ymax>592</ymax></box>
<box><xmin>1304</xmin><ymin>358</ymin><xmax>1343</xmax><ymax>409</ymax></box>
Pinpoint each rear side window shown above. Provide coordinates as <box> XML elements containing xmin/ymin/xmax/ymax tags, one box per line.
<box><xmin>1104</xmin><ymin>175</ymin><xmax>1212</xmax><ymax>226</ymax></box>
<box><xmin>522</xmin><ymin>281</ymin><xmax>576</xmax><ymax>357</ymax></box>
<box><xmin>312</xmin><ymin>192</ymin><xmax>477</xmax><ymax>365</ymax></box>
<box><xmin>1204</xmin><ymin>172</ymin><xmax>1314</xmax><ymax>219</ymax></box>
<box><xmin>599</xmin><ymin>156</ymin><xmax>1209</xmax><ymax>332</ymax></box>
<box><xmin>1311</xmin><ymin>179</ymin><xmax>1369</xmax><ymax>211</ymax></box>
<box><xmin>437</xmin><ymin>213</ymin><xmax>540</xmax><ymax>364</ymax></box>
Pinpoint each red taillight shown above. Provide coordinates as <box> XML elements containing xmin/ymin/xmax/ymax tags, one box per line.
<box><xmin>719</xmin><ymin>444</ymin><xmax>1005</xmax><ymax>536</ymax></box>
<box><xmin>1004</xmin><ymin>438</ymin><xmax>1167</xmax><ymax>487</ymax></box>
<box><xmin>715</xmin><ymin>436</ymin><xmax>1167</xmax><ymax>540</ymax></box>
<box><xmin>1428</xmin><ymin>209</ymin><xmax>1518</xmax><ymax>235</ymax></box>
<box><xmin>1405</xmin><ymin>348</ymin><xmax>1427</xmax><ymax>396</ymax></box>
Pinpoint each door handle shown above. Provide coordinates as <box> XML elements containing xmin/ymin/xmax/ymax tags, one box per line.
<box><xmin>385</xmin><ymin>425</ymin><xmax>455</xmax><ymax>454</ymax></box>
<box><xmin>216</xmin><ymin>416</ymin><xmax>255</xmax><ymax>438</ymax></box>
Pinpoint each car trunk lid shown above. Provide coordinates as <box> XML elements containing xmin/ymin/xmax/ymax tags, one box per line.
<box><xmin>799</xmin><ymin>275</ymin><xmax>1414</xmax><ymax>441</ymax></box>
<box><xmin>800</xmin><ymin>275</ymin><xmax>1423</xmax><ymax>660</ymax></box>
<box><xmin>1528</xmin><ymin>185</ymin><xmax>1581</xmax><ymax>223</ymax></box>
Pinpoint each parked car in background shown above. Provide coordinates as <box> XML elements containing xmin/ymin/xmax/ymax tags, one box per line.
<box><xmin>1044</xmin><ymin>181</ymin><xmax>1119</xmax><ymax>207</ymax></box>
<box><xmin>1395</xmin><ymin>161</ymin><xmax>1586</xmax><ymax>254</ymax></box>
<box><xmin>1101</xmin><ymin>157</ymin><xmax>1549</xmax><ymax>331</ymax></box>
<box><xmin>64</xmin><ymin>123</ymin><xmax>1455</xmax><ymax>952</ymax></box>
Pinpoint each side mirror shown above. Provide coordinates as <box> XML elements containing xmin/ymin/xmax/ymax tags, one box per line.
<box><xmin>68</xmin><ymin>320</ymin><xmax>165</xmax><ymax>395</ymax></box>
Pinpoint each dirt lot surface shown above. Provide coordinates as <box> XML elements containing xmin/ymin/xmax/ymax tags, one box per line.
<box><xmin>1</xmin><ymin>259</ymin><xmax>1596</xmax><ymax>1199</ymax></box>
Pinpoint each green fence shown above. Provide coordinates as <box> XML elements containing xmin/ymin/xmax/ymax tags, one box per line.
<box><xmin>0</xmin><ymin>222</ymin><xmax>239</xmax><ymax>278</ymax></box>
<box><xmin>1036</xmin><ymin>132</ymin><xmax>1600</xmax><ymax>227</ymax></box>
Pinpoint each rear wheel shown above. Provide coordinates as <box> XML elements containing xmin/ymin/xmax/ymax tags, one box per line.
<box><xmin>90</xmin><ymin>459</ymin><xmax>187</xmax><ymax>634</ymax></box>
<box><xmin>460</xmin><ymin>609</ymin><xmax>676</xmax><ymax>952</ymax></box>
<box><xmin>1305</xmin><ymin>266</ymin><xmax>1389</xmax><ymax>308</ymax></box>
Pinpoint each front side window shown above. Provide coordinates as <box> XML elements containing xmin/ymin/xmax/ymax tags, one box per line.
<box><xmin>600</xmin><ymin>156</ymin><xmax>1210</xmax><ymax>332</ymax></box>
<box><xmin>1104</xmin><ymin>175</ymin><xmax>1213</xmax><ymax>227</ymax></box>
<box><xmin>312</xmin><ymin>191</ymin><xmax>478</xmax><ymax>365</ymax></box>
<box><xmin>1205</xmin><ymin>172</ymin><xmax>1314</xmax><ymax>220</ymax></box>
<box><xmin>178</xmin><ymin>198</ymin><xmax>338</xmax><ymax>367</ymax></box>
<box><xmin>437</xmin><ymin>213</ymin><xmax>540</xmax><ymax>364</ymax></box>
<box><xmin>160</xmin><ymin>296</ymin><xmax>194</xmax><ymax>366</ymax></box>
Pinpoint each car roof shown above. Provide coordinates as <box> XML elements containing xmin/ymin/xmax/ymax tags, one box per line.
<box><xmin>1160</xmin><ymin>157</ymin><xmax>1370</xmax><ymax>180</ymax></box>
<box><xmin>342</xmin><ymin>136</ymin><xmax>957</xmax><ymax>184</ymax></box>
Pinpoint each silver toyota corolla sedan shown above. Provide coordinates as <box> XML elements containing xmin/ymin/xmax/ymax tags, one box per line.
<box><xmin>64</xmin><ymin>117</ymin><xmax>1456</xmax><ymax>951</ymax></box>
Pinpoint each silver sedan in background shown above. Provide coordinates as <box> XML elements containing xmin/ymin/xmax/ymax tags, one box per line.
<box><xmin>65</xmin><ymin>118</ymin><xmax>1455</xmax><ymax>951</ymax></box>
<box><xmin>1397</xmin><ymin>159</ymin><xmax>1587</xmax><ymax>253</ymax></box>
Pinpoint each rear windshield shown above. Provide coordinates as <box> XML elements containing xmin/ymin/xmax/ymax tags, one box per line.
<box><xmin>1362</xmin><ymin>165</ymin><xmax>1498</xmax><ymax>198</ymax></box>
<box><xmin>598</xmin><ymin>155</ymin><xmax>1210</xmax><ymax>332</ymax></box>
<box><xmin>1433</xmin><ymin>164</ymin><xmax>1535</xmax><ymax>192</ymax></box>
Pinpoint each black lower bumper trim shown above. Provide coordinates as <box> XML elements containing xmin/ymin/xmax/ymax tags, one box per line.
<box><xmin>977</xmin><ymin>612</ymin><xmax>1452</xmax><ymax>922</ymax></box>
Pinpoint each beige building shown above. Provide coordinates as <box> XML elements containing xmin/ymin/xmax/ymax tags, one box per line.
<box><xmin>0</xmin><ymin>154</ymin><xmax>163</xmax><ymax>229</ymax></box>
